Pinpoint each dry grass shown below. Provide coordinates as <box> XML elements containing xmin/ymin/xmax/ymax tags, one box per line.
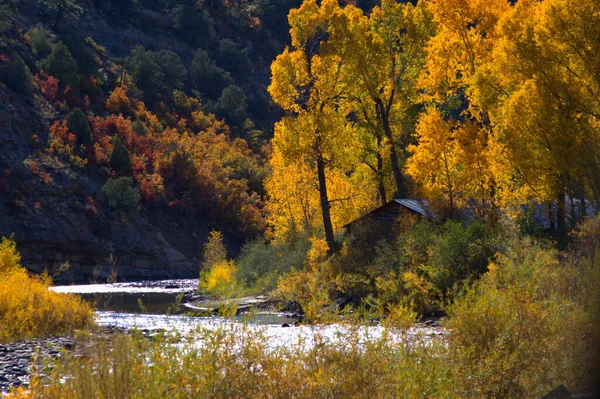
<box><xmin>5</xmin><ymin>222</ymin><xmax>600</xmax><ymax>398</ymax></box>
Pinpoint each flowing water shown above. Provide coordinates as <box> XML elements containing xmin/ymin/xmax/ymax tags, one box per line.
<box><xmin>51</xmin><ymin>279</ymin><xmax>445</xmax><ymax>350</ymax></box>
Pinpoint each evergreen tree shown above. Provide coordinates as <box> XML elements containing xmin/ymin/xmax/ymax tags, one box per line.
<box><xmin>65</xmin><ymin>108</ymin><xmax>91</xmax><ymax>147</ymax></box>
<box><xmin>37</xmin><ymin>41</ymin><xmax>79</xmax><ymax>91</ymax></box>
<box><xmin>213</xmin><ymin>85</ymin><xmax>247</xmax><ymax>128</ymax></box>
<box><xmin>37</xmin><ymin>0</ymin><xmax>83</xmax><ymax>29</ymax></box>
<box><xmin>110</xmin><ymin>138</ymin><xmax>132</xmax><ymax>176</ymax></box>
<box><xmin>4</xmin><ymin>57</ymin><xmax>34</xmax><ymax>94</ymax></box>
<box><xmin>126</xmin><ymin>46</ymin><xmax>164</xmax><ymax>105</ymax></box>
<box><xmin>190</xmin><ymin>49</ymin><xmax>233</xmax><ymax>100</ymax></box>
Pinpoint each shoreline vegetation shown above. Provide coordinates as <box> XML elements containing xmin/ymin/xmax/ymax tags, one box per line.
<box><xmin>2</xmin><ymin>215</ymin><xmax>600</xmax><ymax>397</ymax></box>
<box><xmin>0</xmin><ymin>237</ymin><xmax>93</xmax><ymax>343</ymax></box>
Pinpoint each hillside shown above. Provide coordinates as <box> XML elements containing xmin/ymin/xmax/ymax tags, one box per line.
<box><xmin>0</xmin><ymin>0</ymin><xmax>307</xmax><ymax>282</ymax></box>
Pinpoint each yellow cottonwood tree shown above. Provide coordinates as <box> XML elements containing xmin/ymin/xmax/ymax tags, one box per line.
<box><xmin>338</xmin><ymin>0</ymin><xmax>434</xmax><ymax>201</ymax></box>
<box><xmin>408</xmin><ymin>0</ymin><xmax>509</xmax><ymax>217</ymax></box>
<box><xmin>407</xmin><ymin>108</ymin><xmax>460</xmax><ymax>214</ymax></box>
<box><xmin>472</xmin><ymin>0</ymin><xmax>600</xmax><ymax>237</ymax></box>
<box><xmin>267</xmin><ymin>0</ymin><xmax>365</xmax><ymax>252</ymax></box>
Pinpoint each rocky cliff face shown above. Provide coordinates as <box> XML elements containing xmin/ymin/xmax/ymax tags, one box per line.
<box><xmin>0</xmin><ymin>89</ymin><xmax>240</xmax><ymax>284</ymax></box>
<box><xmin>0</xmin><ymin>0</ymin><xmax>270</xmax><ymax>283</ymax></box>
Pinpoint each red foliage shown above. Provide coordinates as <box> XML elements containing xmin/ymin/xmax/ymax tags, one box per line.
<box><xmin>85</xmin><ymin>196</ymin><xmax>97</xmax><ymax>216</ymax></box>
<box><xmin>34</xmin><ymin>71</ymin><xmax>59</xmax><ymax>102</ymax></box>
<box><xmin>89</xmin><ymin>115</ymin><xmax>153</xmax><ymax>167</ymax></box>
<box><xmin>63</xmin><ymin>86</ymin><xmax>83</xmax><ymax>110</ymax></box>
<box><xmin>137</xmin><ymin>173</ymin><xmax>165</xmax><ymax>203</ymax></box>
<box><xmin>49</xmin><ymin>120</ymin><xmax>76</xmax><ymax>147</ymax></box>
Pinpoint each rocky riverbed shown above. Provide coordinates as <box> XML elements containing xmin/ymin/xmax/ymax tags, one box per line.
<box><xmin>0</xmin><ymin>335</ymin><xmax>74</xmax><ymax>394</ymax></box>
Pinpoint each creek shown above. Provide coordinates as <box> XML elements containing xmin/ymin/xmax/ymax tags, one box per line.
<box><xmin>51</xmin><ymin>279</ymin><xmax>445</xmax><ymax>351</ymax></box>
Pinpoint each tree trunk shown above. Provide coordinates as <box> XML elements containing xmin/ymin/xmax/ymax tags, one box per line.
<box><xmin>375</xmin><ymin>99</ymin><xmax>405</xmax><ymax>198</ymax></box>
<box><xmin>579</xmin><ymin>184</ymin><xmax>586</xmax><ymax>219</ymax></box>
<box><xmin>557</xmin><ymin>189</ymin><xmax>567</xmax><ymax>249</ymax></box>
<box><xmin>54</xmin><ymin>3</ymin><xmax>63</xmax><ymax>29</ymax></box>
<box><xmin>316</xmin><ymin>149</ymin><xmax>335</xmax><ymax>255</ymax></box>
<box><xmin>376</xmin><ymin>135</ymin><xmax>387</xmax><ymax>206</ymax></box>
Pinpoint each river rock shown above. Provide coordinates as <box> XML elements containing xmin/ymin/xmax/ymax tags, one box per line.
<box><xmin>0</xmin><ymin>335</ymin><xmax>75</xmax><ymax>394</ymax></box>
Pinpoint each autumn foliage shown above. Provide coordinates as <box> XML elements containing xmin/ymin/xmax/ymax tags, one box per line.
<box><xmin>266</xmin><ymin>0</ymin><xmax>600</xmax><ymax>245</ymax></box>
<box><xmin>47</xmin><ymin>88</ymin><xmax>265</xmax><ymax>233</ymax></box>
<box><xmin>0</xmin><ymin>237</ymin><xmax>93</xmax><ymax>342</ymax></box>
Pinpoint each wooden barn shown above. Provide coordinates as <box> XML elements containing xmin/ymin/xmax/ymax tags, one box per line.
<box><xmin>344</xmin><ymin>199</ymin><xmax>434</xmax><ymax>249</ymax></box>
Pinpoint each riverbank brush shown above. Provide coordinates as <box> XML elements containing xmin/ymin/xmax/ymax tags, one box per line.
<box><xmin>0</xmin><ymin>237</ymin><xmax>94</xmax><ymax>343</ymax></box>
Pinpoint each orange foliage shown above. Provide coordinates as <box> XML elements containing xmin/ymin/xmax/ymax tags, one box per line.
<box><xmin>48</xmin><ymin>120</ymin><xmax>87</xmax><ymax>168</ymax></box>
<box><xmin>137</xmin><ymin>173</ymin><xmax>165</xmax><ymax>203</ymax></box>
<box><xmin>44</xmin><ymin>86</ymin><xmax>265</xmax><ymax>232</ymax></box>
<box><xmin>34</xmin><ymin>71</ymin><xmax>58</xmax><ymax>102</ymax></box>
<box><xmin>25</xmin><ymin>160</ymin><xmax>53</xmax><ymax>185</ymax></box>
<box><xmin>105</xmin><ymin>87</ymin><xmax>131</xmax><ymax>115</ymax></box>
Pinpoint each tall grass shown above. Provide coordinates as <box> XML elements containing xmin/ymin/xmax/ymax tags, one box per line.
<box><xmin>7</xmin><ymin>217</ymin><xmax>600</xmax><ymax>398</ymax></box>
<box><xmin>0</xmin><ymin>237</ymin><xmax>94</xmax><ymax>342</ymax></box>
<box><xmin>16</xmin><ymin>324</ymin><xmax>454</xmax><ymax>399</ymax></box>
<box><xmin>16</xmin><ymin>233</ymin><xmax>600</xmax><ymax>399</ymax></box>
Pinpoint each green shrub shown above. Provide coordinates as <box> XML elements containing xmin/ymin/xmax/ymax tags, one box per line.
<box><xmin>109</xmin><ymin>137</ymin><xmax>132</xmax><ymax>175</ymax></box>
<box><xmin>29</xmin><ymin>24</ymin><xmax>53</xmax><ymax>59</ymax></box>
<box><xmin>236</xmin><ymin>236</ymin><xmax>309</xmax><ymax>293</ymax></box>
<box><xmin>3</xmin><ymin>56</ymin><xmax>34</xmax><ymax>94</ymax></box>
<box><xmin>102</xmin><ymin>177</ymin><xmax>141</xmax><ymax>221</ymax></box>
<box><xmin>446</xmin><ymin>235</ymin><xmax>600</xmax><ymax>397</ymax></box>
<box><xmin>37</xmin><ymin>41</ymin><xmax>79</xmax><ymax>90</ymax></box>
<box><xmin>337</xmin><ymin>219</ymin><xmax>500</xmax><ymax>315</ymax></box>
<box><xmin>190</xmin><ymin>49</ymin><xmax>233</xmax><ymax>100</ymax></box>
<box><xmin>426</xmin><ymin>220</ymin><xmax>497</xmax><ymax>294</ymax></box>
<box><xmin>65</xmin><ymin>108</ymin><xmax>91</xmax><ymax>147</ymax></box>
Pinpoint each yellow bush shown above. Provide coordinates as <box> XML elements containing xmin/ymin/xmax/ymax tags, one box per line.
<box><xmin>446</xmin><ymin>238</ymin><xmax>600</xmax><ymax>397</ymax></box>
<box><xmin>0</xmin><ymin>236</ymin><xmax>21</xmax><ymax>274</ymax></box>
<box><xmin>0</xmin><ymin>238</ymin><xmax>94</xmax><ymax>342</ymax></box>
<box><xmin>200</xmin><ymin>260</ymin><xmax>238</xmax><ymax>296</ymax></box>
<box><xmin>105</xmin><ymin>86</ymin><xmax>131</xmax><ymax>115</ymax></box>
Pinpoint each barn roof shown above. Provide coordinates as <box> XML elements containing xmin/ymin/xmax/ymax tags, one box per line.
<box><xmin>392</xmin><ymin>199</ymin><xmax>431</xmax><ymax>216</ymax></box>
<box><xmin>343</xmin><ymin>198</ymin><xmax>433</xmax><ymax>230</ymax></box>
